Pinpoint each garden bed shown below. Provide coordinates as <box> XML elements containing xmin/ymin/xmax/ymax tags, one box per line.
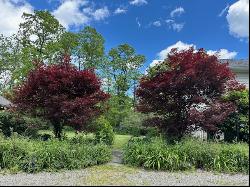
<box><xmin>123</xmin><ymin>137</ymin><xmax>249</xmax><ymax>173</ymax></box>
<box><xmin>0</xmin><ymin>135</ymin><xmax>112</xmax><ymax>173</ymax></box>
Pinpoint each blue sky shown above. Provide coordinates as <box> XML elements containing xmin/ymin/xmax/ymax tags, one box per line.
<box><xmin>0</xmin><ymin>0</ymin><xmax>249</xmax><ymax>71</ymax></box>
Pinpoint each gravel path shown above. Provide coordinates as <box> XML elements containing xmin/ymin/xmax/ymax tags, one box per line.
<box><xmin>0</xmin><ymin>164</ymin><xmax>249</xmax><ymax>186</ymax></box>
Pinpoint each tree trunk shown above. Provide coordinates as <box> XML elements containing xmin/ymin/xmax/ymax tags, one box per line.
<box><xmin>53</xmin><ymin>121</ymin><xmax>63</xmax><ymax>139</ymax></box>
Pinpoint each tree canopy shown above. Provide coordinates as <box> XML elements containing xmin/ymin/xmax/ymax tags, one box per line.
<box><xmin>136</xmin><ymin>48</ymin><xmax>244</xmax><ymax>139</ymax></box>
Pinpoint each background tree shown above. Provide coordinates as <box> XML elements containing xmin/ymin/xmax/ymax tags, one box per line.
<box><xmin>76</xmin><ymin>26</ymin><xmax>105</xmax><ymax>70</ymax></box>
<box><xmin>0</xmin><ymin>34</ymin><xmax>22</xmax><ymax>93</ymax></box>
<box><xmin>13</xmin><ymin>55</ymin><xmax>109</xmax><ymax>138</ymax></box>
<box><xmin>107</xmin><ymin>44</ymin><xmax>145</xmax><ymax>127</ymax></box>
<box><xmin>18</xmin><ymin>10</ymin><xmax>64</xmax><ymax>62</ymax></box>
<box><xmin>136</xmin><ymin>48</ymin><xmax>244</xmax><ymax>140</ymax></box>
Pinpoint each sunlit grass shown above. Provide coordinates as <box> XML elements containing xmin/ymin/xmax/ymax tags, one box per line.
<box><xmin>38</xmin><ymin>130</ymin><xmax>132</xmax><ymax>150</ymax></box>
<box><xmin>113</xmin><ymin>134</ymin><xmax>132</xmax><ymax>150</ymax></box>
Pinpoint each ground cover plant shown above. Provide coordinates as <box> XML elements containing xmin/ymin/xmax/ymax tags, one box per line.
<box><xmin>123</xmin><ymin>137</ymin><xmax>249</xmax><ymax>174</ymax></box>
<box><xmin>0</xmin><ymin>133</ymin><xmax>112</xmax><ymax>173</ymax></box>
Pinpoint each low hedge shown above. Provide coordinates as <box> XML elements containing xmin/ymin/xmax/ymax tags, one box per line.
<box><xmin>123</xmin><ymin>137</ymin><xmax>249</xmax><ymax>173</ymax></box>
<box><xmin>0</xmin><ymin>134</ymin><xmax>112</xmax><ymax>173</ymax></box>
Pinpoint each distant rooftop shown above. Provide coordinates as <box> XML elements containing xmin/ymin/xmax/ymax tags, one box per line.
<box><xmin>220</xmin><ymin>59</ymin><xmax>249</xmax><ymax>72</ymax></box>
<box><xmin>220</xmin><ymin>59</ymin><xmax>249</xmax><ymax>67</ymax></box>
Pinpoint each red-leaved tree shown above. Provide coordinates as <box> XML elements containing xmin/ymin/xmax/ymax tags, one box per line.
<box><xmin>13</xmin><ymin>55</ymin><xmax>109</xmax><ymax>138</ymax></box>
<box><xmin>137</xmin><ymin>48</ymin><xmax>244</xmax><ymax>139</ymax></box>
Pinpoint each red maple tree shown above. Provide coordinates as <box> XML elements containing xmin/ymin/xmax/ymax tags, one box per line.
<box><xmin>137</xmin><ymin>48</ymin><xmax>244</xmax><ymax>139</ymax></box>
<box><xmin>13</xmin><ymin>55</ymin><xmax>109</xmax><ymax>138</ymax></box>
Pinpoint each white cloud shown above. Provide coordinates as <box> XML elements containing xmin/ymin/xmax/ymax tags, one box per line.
<box><xmin>0</xmin><ymin>0</ymin><xmax>33</xmax><ymax>36</ymax></box>
<box><xmin>136</xmin><ymin>17</ymin><xmax>141</xmax><ymax>28</ymax></box>
<box><xmin>114</xmin><ymin>7</ymin><xmax>127</xmax><ymax>14</ymax></box>
<box><xmin>150</xmin><ymin>41</ymin><xmax>238</xmax><ymax>67</ymax></box>
<box><xmin>52</xmin><ymin>0</ymin><xmax>90</xmax><ymax>29</ymax></box>
<box><xmin>170</xmin><ymin>7</ymin><xmax>185</xmax><ymax>17</ymax></box>
<box><xmin>130</xmin><ymin>0</ymin><xmax>148</xmax><ymax>6</ymax></box>
<box><xmin>165</xmin><ymin>19</ymin><xmax>185</xmax><ymax>32</ymax></box>
<box><xmin>172</xmin><ymin>23</ymin><xmax>185</xmax><ymax>32</ymax></box>
<box><xmin>52</xmin><ymin>1</ymin><xmax>110</xmax><ymax>29</ymax></box>
<box><xmin>91</xmin><ymin>6</ymin><xmax>110</xmax><ymax>21</ymax></box>
<box><xmin>226</xmin><ymin>0</ymin><xmax>249</xmax><ymax>38</ymax></box>
<box><xmin>150</xmin><ymin>60</ymin><xmax>163</xmax><ymax>67</ymax></box>
<box><xmin>218</xmin><ymin>4</ymin><xmax>229</xmax><ymax>17</ymax></box>
<box><xmin>157</xmin><ymin>41</ymin><xmax>196</xmax><ymax>60</ymax></box>
<box><xmin>207</xmin><ymin>49</ymin><xmax>237</xmax><ymax>59</ymax></box>
<box><xmin>152</xmin><ymin>21</ymin><xmax>161</xmax><ymax>27</ymax></box>
<box><xmin>165</xmin><ymin>19</ymin><xmax>174</xmax><ymax>24</ymax></box>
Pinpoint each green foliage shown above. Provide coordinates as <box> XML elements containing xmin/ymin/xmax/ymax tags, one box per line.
<box><xmin>221</xmin><ymin>89</ymin><xmax>249</xmax><ymax>142</ymax></box>
<box><xmin>116</xmin><ymin>111</ymin><xmax>145</xmax><ymax>136</ymax></box>
<box><xmin>108</xmin><ymin>44</ymin><xmax>145</xmax><ymax>96</ymax></box>
<box><xmin>104</xmin><ymin>95</ymin><xmax>133</xmax><ymax>128</ymax></box>
<box><xmin>77</xmin><ymin>26</ymin><xmax>105</xmax><ymax>69</ymax></box>
<box><xmin>0</xmin><ymin>111</ymin><xmax>48</xmax><ymax>138</ymax></box>
<box><xmin>146</xmin><ymin>60</ymin><xmax>170</xmax><ymax>78</ymax></box>
<box><xmin>94</xmin><ymin>116</ymin><xmax>114</xmax><ymax>145</ymax></box>
<box><xmin>114</xmin><ymin>111</ymin><xmax>160</xmax><ymax>137</ymax></box>
<box><xmin>123</xmin><ymin>137</ymin><xmax>249</xmax><ymax>173</ymax></box>
<box><xmin>0</xmin><ymin>134</ymin><xmax>112</xmax><ymax>173</ymax></box>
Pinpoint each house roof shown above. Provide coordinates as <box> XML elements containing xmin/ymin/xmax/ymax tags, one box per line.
<box><xmin>0</xmin><ymin>96</ymin><xmax>12</xmax><ymax>108</ymax></box>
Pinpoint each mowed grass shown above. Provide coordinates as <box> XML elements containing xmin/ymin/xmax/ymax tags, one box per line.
<box><xmin>38</xmin><ymin>130</ymin><xmax>132</xmax><ymax>150</ymax></box>
<box><xmin>38</xmin><ymin>130</ymin><xmax>94</xmax><ymax>139</ymax></box>
<box><xmin>113</xmin><ymin>135</ymin><xmax>132</xmax><ymax>150</ymax></box>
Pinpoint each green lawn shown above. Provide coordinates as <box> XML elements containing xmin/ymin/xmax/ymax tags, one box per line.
<box><xmin>38</xmin><ymin>130</ymin><xmax>132</xmax><ymax>150</ymax></box>
<box><xmin>113</xmin><ymin>134</ymin><xmax>132</xmax><ymax>150</ymax></box>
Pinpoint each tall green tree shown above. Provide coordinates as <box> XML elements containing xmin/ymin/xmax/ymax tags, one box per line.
<box><xmin>2</xmin><ymin>11</ymin><xmax>66</xmax><ymax>90</ymax></box>
<box><xmin>107</xmin><ymin>44</ymin><xmax>145</xmax><ymax>126</ymax></box>
<box><xmin>108</xmin><ymin>44</ymin><xmax>145</xmax><ymax>98</ymax></box>
<box><xmin>18</xmin><ymin>10</ymin><xmax>64</xmax><ymax>63</ymax></box>
<box><xmin>76</xmin><ymin>26</ymin><xmax>105</xmax><ymax>70</ymax></box>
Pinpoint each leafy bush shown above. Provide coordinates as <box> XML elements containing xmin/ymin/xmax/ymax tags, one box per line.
<box><xmin>94</xmin><ymin>116</ymin><xmax>114</xmax><ymax>145</ymax></box>
<box><xmin>0</xmin><ymin>134</ymin><xmax>112</xmax><ymax>173</ymax></box>
<box><xmin>123</xmin><ymin>137</ymin><xmax>249</xmax><ymax>173</ymax></box>
<box><xmin>70</xmin><ymin>134</ymin><xmax>95</xmax><ymax>145</ymax></box>
<box><xmin>0</xmin><ymin>111</ymin><xmax>48</xmax><ymax>138</ymax></box>
<box><xmin>220</xmin><ymin>89</ymin><xmax>249</xmax><ymax>142</ymax></box>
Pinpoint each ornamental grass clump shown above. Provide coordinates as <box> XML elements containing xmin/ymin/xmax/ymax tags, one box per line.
<box><xmin>123</xmin><ymin>137</ymin><xmax>249</xmax><ymax>173</ymax></box>
<box><xmin>0</xmin><ymin>134</ymin><xmax>112</xmax><ymax>173</ymax></box>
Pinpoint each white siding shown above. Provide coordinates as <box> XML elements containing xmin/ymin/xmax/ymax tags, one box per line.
<box><xmin>235</xmin><ymin>71</ymin><xmax>249</xmax><ymax>89</ymax></box>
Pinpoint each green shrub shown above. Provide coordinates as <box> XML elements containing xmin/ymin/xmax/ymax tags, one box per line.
<box><xmin>0</xmin><ymin>134</ymin><xmax>112</xmax><ymax>173</ymax></box>
<box><xmin>123</xmin><ymin>137</ymin><xmax>249</xmax><ymax>173</ymax></box>
<box><xmin>70</xmin><ymin>134</ymin><xmax>95</xmax><ymax>144</ymax></box>
<box><xmin>0</xmin><ymin>111</ymin><xmax>48</xmax><ymax>138</ymax></box>
<box><xmin>94</xmin><ymin>116</ymin><xmax>114</xmax><ymax>145</ymax></box>
<box><xmin>221</xmin><ymin>89</ymin><xmax>249</xmax><ymax>143</ymax></box>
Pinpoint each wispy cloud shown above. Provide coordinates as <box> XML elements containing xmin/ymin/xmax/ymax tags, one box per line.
<box><xmin>172</xmin><ymin>22</ymin><xmax>185</xmax><ymax>32</ymax></box>
<box><xmin>130</xmin><ymin>0</ymin><xmax>148</xmax><ymax>6</ymax></box>
<box><xmin>114</xmin><ymin>7</ymin><xmax>127</xmax><ymax>15</ymax></box>
<box><xmin>165</xmin><ymin>19</ymin><xmax>185</xmax><ymax>32</ymax></box>
<box><xmin>218</xmin><ymin>4</ymin><xmax>229</xmax><ymax>17</ymax></box>
<box><xmin>170</xmin><ymin>7</ymin><xmax>185</xmax><ymax>17</ymax></box>
<box><xmin>91</xmin><ymin>6</ymin><xmax>110</xmax><ymax>21</ymax></box>
<box><xmin>136</xmin><ymin>17</ymin><xmax>141</xmax><ymax>28</ymax></box>
<box><xmin>152</xmin><ymin>21</ymin><xmax>161</xmax><ymax>27</ymax></box>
